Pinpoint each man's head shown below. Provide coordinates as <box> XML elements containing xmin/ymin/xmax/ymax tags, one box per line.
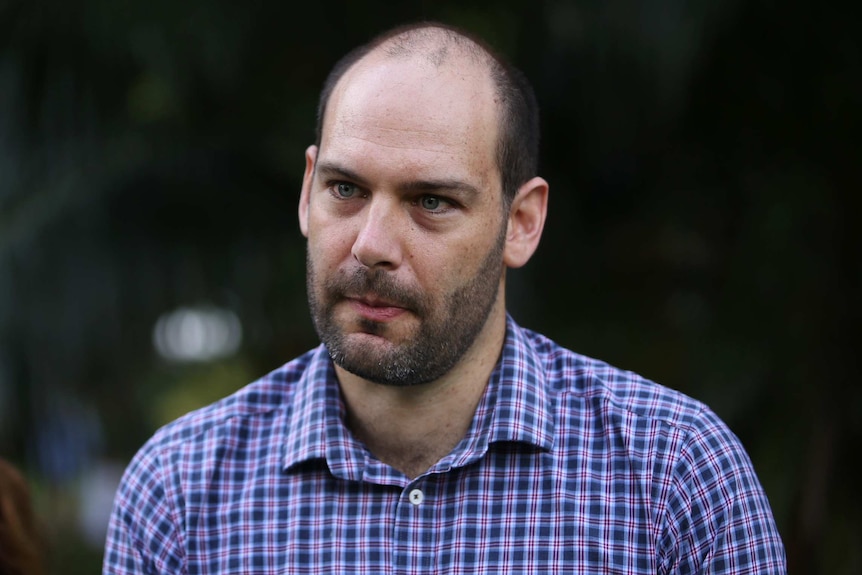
<box><xmin>299</xmin><ymin>22</ymin><xmax>548</xmax><ymax>387</ymax></box>
<box><xmin>314</xmin><ymin>22</ymin><xmax>541</xmax><ymax>207</ymax></box>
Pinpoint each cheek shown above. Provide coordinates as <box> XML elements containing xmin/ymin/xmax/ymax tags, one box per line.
<box><xmin>308</xmin><ymin>222</ymin><xmax>356</xmax><ymax>265</ymax></box>
<box><xmin>411</xmin><ymin>238</ymin><xmax>487</xmax><ymax>287</ymax></box>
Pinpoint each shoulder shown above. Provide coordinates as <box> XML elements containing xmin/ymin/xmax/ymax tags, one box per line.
<box><xmin>105</xmin><ymin>347</ymin><xmax>325</xmax><ymax>570</ymax></box>
<box><xmin>121</xmin><ymin>347</ymin><xmax>322</xmax><ymax>484</ymax></box>
<box><xmin>146</xmin><ymin>348</ymin><xmax>318</xmax><ymax>450</ymax></box>
<box><xmin>517</xmin><ymin>323</ymin><xmax>714</xmax><ymax>431</ymax></box>
<box><xmin>514</xmin><ymin>322</ymin><xmax>786</xmax><ymax>570</ymax></box>
<box><xmin>514</xmin><ymin>321</ymin><xmax>751</xmax><ymax>483</ymax></box>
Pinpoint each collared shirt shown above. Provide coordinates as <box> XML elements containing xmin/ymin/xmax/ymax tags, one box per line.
<box><xmin>103</xmin><ymin>315</ymin><xmax>786</xmax><ymax>574</ymax></box>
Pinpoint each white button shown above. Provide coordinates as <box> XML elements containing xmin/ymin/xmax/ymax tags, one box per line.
<box><xmin>408</xmin><ymin>488</ymin><xmax>424</xmax><ymax>506</ymax></box>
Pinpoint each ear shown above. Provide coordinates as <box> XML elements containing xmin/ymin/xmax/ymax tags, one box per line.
<box><xmin>503</xmin><ymin>176</ymin><xmax>549</xmax><ymax>268</ymax></box>
<box><xmin>298</xmin><ymin>145</ymin><xmax>318</xmax><ymax>238</ymax></box>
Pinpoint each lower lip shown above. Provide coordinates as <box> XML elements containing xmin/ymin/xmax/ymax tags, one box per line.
<box><xmin>348</xmin><ymin>299</ymin><xmax>407</xmax><ymax>322</ymax></box>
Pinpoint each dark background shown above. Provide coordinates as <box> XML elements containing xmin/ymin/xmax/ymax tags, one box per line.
<box><xmin>1</xmin><ymin>1</ymin><xmax>858</xmax><ymax>573</ymax></box>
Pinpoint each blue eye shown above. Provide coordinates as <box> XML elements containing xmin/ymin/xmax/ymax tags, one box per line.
<box><xmin>420</xmin><ymin>196</ymin><xmax>441</xmax><ymax>210</ymax></box>
<box><xmin>335</xmin><ymin>183</ymin><xmax>358</xmax><ymax>198</ymax></box>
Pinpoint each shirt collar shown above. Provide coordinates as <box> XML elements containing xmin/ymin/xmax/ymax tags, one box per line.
<box><xmin>485</xmin><ymin>314</ymin><xmax>555</xmax><ymax>451</ymax></box>
<box><xmin>282</xmin><ymin>314</ymin><xmax>555</xmax><ymax>477</ymax></box>
<box><xmin>438</xmin><ymin>314</ymin><xmax>555</xmax><ymax>472</ymax></box>
<box><xmin>282</xmin><ymin>346</ymin><xmax>368</xmax><ymax>481</ymax></box>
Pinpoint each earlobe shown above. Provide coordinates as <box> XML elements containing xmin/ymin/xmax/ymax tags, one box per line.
<box><xmin>503</xmin><ymin>177</ymin><xmax>549</xmax><ymax>268</ymax></box>
<box><xmin>298</xmin><ymin>145</ymin><xmax>318</xmax><ymax>238</ymax></box>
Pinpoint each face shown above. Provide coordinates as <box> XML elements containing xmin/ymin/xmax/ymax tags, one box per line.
<box><xmin>301</xmin><ymin>52</ymin><xmax>508</xmax><ymax>386</ymax></box>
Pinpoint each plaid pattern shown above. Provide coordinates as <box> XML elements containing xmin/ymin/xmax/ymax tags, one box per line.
<box><xmin>104</xmin><ymin>315</ymin><xmax>786</xmax><ymax>574</ymax></box>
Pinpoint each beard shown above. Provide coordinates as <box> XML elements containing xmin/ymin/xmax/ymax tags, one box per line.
<box><xmin>306</xmin><ymin>225</ymin><xmax>506</xmax><ymax>387</ymax></box>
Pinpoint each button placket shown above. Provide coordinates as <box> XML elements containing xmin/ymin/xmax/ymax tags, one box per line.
<box><xmin>392</xmin><ymin>483</ymin><xmax>430</xmax><ymax>573</ymax></box>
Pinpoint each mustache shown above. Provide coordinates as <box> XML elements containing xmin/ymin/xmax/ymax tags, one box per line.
<box><xmin>324</xmin><ymin>267</ymin><xmax>426</xmax><ymax>312</ymax></box>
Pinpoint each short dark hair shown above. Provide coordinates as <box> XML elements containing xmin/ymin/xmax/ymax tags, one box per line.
<box><xmin>313</xmin><ymin>22</ymin><xmax>540</xmax><ymax>206</ymax></box>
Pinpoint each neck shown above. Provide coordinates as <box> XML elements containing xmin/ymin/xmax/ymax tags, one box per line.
<box><xmin>336</xmin><ymin>299</ymin><xmax>507</xmax><ymax>479</ymax></box>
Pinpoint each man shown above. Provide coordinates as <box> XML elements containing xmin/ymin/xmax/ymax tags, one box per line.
<box><xmin>103</xmin><ymin>21</ymin><xmax>787</xmax><ymax>574</ymax></box>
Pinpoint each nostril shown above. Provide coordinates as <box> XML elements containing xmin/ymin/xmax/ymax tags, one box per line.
<box><xmin>352</xmin><ymin>248</ymin><xmax>394</xmax><ymax>269</ymax></box>
<box><xmin>351</xmin><ymin>236</ymin><xmax>392</xmax><ymax>269</ymax></box>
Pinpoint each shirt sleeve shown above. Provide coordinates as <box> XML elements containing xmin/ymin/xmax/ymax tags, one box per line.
<box><xmin>102</xmin><ymin>441</ymin><xmax>186</xmax><ymax>575</ymax></box>
<box><xmin>658</xmin><ymin>407</ymin><xmax>787</xmax><ymax>574</ymax></box>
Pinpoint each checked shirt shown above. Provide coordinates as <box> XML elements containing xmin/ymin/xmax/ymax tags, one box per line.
<box><xmin>103</xmin><ymin>315</ymin><xmax>786</xmax><ymax>574</ymax></box>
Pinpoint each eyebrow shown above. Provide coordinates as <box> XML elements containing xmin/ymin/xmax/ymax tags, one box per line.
<box><xmin>315</xmin><ymin>162</ymin><xmax>367</xmax><ymax>186</ymax></box>
<box><xmin>315</xmin><ymin>161</ymin><xmax>481</xmax><ymax>200</ymax></box>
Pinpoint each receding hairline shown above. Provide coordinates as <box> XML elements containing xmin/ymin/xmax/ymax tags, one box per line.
<box><xmin>369</xmin><ymin>23</ymin><xmax>499</xmax><ymax>70</ymax></box>
<box><xmin>328</xmin><ymin>24</ymin><xmax>503</xmax><ymax>114</ymax></box>
<box><xmin>315</xmin><ymin>21</ymin><xmax>540</xmax><ymax>204</ymax></box>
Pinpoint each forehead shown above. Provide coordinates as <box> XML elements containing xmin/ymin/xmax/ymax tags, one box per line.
<box><xmin>320</xmin><ymin>50</ymin><xmax>500</xmax><ymax>182</ymax></box>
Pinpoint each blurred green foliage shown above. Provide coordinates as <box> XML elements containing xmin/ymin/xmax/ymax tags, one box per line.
<box><xmin>1</xmin><ymin>0</ymin><xmax>858</xmax><ymax>573</ymax></box>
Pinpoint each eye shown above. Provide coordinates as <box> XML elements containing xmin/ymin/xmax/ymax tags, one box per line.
<box><xmin>420</xmin><ymin>195</ymin><xmax>443</xmax><ymax>211</ymax></box>
<box><xmin>334</xmin><ymin>182</ymin><xmax>359</xmax><ymax>198</ymax></box>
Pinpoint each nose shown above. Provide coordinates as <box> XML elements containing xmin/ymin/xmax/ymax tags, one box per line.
<box><xmin>351</xmin><ymin>197</ymin><xmax>404</xmax><ymax>269</ymax></box>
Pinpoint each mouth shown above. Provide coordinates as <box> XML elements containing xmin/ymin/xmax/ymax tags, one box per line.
<box><xmin>345</xmin><ymin>294</ymin><xmax>409</xmax><ymax>322</ymax></box>
<box><xmin>351</xmin><ymin>293</ymin><xmax>403</xmax><ymax>307</ymax></box>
